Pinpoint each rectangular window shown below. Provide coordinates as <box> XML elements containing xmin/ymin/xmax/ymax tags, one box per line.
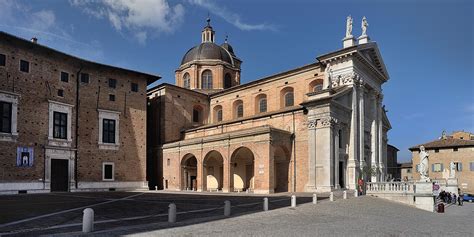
<box><xmin>61</xmin><ymin>72</ymin><xmax>69</xmax><ymax>82</ymax></box>
<box><xmin>80</xmin><ymin>73</ymin><xmax>89</xmax><ymax>83</ymax></box>
<box><xmin>193</xmin><ymin>109</ymin><xmax>199</xmax><ymax>123</ymax></box>
<box><xmin>434</xmin><ymin>149</ymin><xmax>439</xmax><ymax>153</ymax></box>
<box><xmin>454</xmin><ymin>162</ymin><xmax>462</xmax><ymax>172</ymax></box>
<box><xmin>0</xmin><ymin>54</ymin><xmax>5</xmax><ymax>66</ymax></box>
<box><xmin>103</xmin><ymin>163</ymin><xmax>114</xmax><ymax>180</ymax></box>
<box><xmin>432</xmin><ymin>163</ymin><xmax>443</xmax><ymax>172</ymax></box>
<box><xmin>102</xmin><ymin>119</ymin><xmax>116</xmax><ymax>144</ymax></box>
<box><xmin>470</xmin><ymin>162</ymin><xmax>474</xmax><ymax>171</ymax></box>
<box><xmin>57</xmin><ymin>89</ymin><xmax>64</xmax><ymax>97</ymax></box>
<box><xmin>131</xmin><ymin>83</ymin><xmax>138</xmax><ymax>92</ymax></box>
<box><xmin>453</xmin><ymin>148</ymin><xmax>458</xmax><ymax>152</ymax></box>
<box><xmin>108</xmin><ymin>78</ymin><xmax>117</xmax><ymax>88</ymax></box>
<box><xmin>109</xmin><ymin>94</ymin><xmax>115</xmax><ymax>101</ymax></box>
<box><xmin>167</xmin><ymin>159</ymin><xmax>170</xmax><ymax>166</ymax></box>
<box><xmin>53</xmin><ymin>112</ymin><xmax>67</xmax><ymax>139</ymax></box>
<box><xmin>0</xmin><ymin>102</ymin><xmax>12</xmax><ymax>133</ymax></box>
<box><xmin>20</xmin><ymin>60</ymin><xmax>29</xmax><ymax>73</ymax></box>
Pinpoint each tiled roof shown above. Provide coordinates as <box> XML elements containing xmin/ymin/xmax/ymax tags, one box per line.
<box><xmin>409</xmin><ymin>138</ymin><xmax>474</xmax><ymax>151</ymax></box>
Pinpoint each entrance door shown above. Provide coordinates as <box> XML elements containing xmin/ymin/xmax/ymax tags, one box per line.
<box><xmin>339</xmin><ymin>161</ymin><xmax>344</xmax><ymax>188</ymax></box>
<box><xmin>51</xmin><ymin>159</ymin><xmax>69</xmax><ymax>192</ymax></box>
<box><xmin>190</xmin><ymin>176</ymin><xmax>197</xmax><ymax>191</ymax></box>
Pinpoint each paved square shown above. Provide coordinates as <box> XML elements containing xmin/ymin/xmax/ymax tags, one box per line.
<box><xmin>0</xmin><ymin>191</ymin><xmax>316</xmax><ymax>236</ymax></box>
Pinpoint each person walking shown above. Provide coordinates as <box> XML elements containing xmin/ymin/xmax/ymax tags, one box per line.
<box><xmin>452</xmin><ymin>193</ymin><xmax>457</xmax><ymax>204</ymax></box>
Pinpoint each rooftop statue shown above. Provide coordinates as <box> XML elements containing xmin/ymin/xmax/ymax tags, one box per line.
<box><xmin>361</xmin><ymin>16</ymin><xmax>368</xmax><ymax>36</ymax></box>
<box><xmin>345</xmin><ymin>15</ymin><xmax>353</xmax><ymax>38</ymax></box>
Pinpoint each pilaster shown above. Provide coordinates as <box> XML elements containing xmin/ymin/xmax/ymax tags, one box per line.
<box><xmin>315</xmin><ymin>116</ymin><xmax>338</xmax><ymax>192</ymax></box>
<box><xmin>305</xmin><ymin>119</ymin><xmax>318</xmax><ymax>192</ymax></box>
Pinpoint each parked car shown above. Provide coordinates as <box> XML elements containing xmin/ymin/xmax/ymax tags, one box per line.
<box><xmin>463</xmin><ymin>193</ymin><xmax>474</xmax><ymax>202</ymax></box>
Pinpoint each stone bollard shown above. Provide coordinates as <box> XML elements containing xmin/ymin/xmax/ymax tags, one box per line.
<box><xmin>330</xmin><ymin>192</ymin><xmax>334</xmax><ymax>202</ymax></box>
<box><xmin>313</xmin><ymin>193</ymin><xmax>318</xmax><ymax>204</ymax></box>
<box><xmin>224</xmin><ymin>200</ymin><xmax>231</xmax><ymax>217</ymax></box>
<box><xmin>168</xmin><ymin>203</ymin><xmax>177</xmax><ymax>223</ymax></box>
<box><xmin>291</xmin><ymin>195</ymin><xmax>296</xmax><ymax>208</ymax></box>
<box><xmin>263</xmin><ymin>197</ymin><xmax>269</xmax><ymax>211</ymax></box>
<box><xmin>82</xmin><ymin>208</ymin><xmax>94</xmax><ymax>233</ymax></box>
<box><xmin>343</xmin><ymin>191</ymin><xmax>347</xmax><ymax>199</ymax></box>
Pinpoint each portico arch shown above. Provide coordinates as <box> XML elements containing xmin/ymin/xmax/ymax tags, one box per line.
<box><xmin>181</xmin><ymin>153</ymin><xmax>198</xmax><ymax>191</ymax></box>
<box><xmin>203</xmin><ymin>150</ymin><xmax>224</xmax><ymax>191</ymax></box>
<box><xmin>230</xmin><ymin>147</ymin><xmax>255</xmax><ymax>192</ymax></box>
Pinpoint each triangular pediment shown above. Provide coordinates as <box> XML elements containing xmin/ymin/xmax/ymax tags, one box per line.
<box><xmin>357</xmin><ymin>42</ymin><xmax>389</xmax><ymax>80</ymax></box>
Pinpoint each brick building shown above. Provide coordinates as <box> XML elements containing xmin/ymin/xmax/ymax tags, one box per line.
<box><xmin>0</xmin><ymin>32</ymin><xmax>159</xmax><ymax>194</ymax></box>
<box><xmin>148</xmin><ymin>17</ymin><xmax>392</xmax><ymax>193</ymax></box>
<box><xmin>410</xmin><ymin>131</ymin><xmax>474</xmax><ymax>193</ymax></box>
<box><xmin>386</xmin><ymin>144</ymin><xmax>399</xmax><ymax>180</ymax></box>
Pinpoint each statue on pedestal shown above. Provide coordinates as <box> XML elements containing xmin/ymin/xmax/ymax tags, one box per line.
<box><xmin>345</xmin><ymin>15</ymin><xmax>353</xmax><ymax>38</ymax></box>
<box><xmin>325</xmin><ymin>63</ymin><xmax>333</xmax><ymax>89</ymax></box>
<box><xmin>449</xmin><ymin>161</ymin><xmax>456</xmax><ymax>178</ymax></box>
<box><xmin>419</xmin><ymin>146</ymin><xmax>430</xmax><ymax>182</ymax></box>
<box><xmin>361</xmin><ymin>16</ymin><xmax>368</xmax><ymax>36</ymax></box>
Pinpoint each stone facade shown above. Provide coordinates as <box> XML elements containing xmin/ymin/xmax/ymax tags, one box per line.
<box><xmin>410</xmin><ymin>131</ymin><xmax>474</xmax><ymax>193</ymax></box>
<box><xmin>0</xmin><ymin>32</ymin><xmax>159</xmax><ymax>194</ymax></box>
<box><xmin>148</xmin><ymin>18</ymin><xmax>392</xmax><ymax>193</ymax></box>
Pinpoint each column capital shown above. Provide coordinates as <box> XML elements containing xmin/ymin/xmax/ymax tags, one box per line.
<box><xmin>307</xmin><ymin>119</ymin><xmax>317</xmax><ymax>129</ymax></box>
<box><xmin>317</xmin><ymin>116</ymin><xmax>338</xmax><ymax>128</ymax></box>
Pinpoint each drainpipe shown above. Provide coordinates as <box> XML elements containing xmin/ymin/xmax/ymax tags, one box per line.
<box><xmin>74</xmin><ymin>65</ymin><xmax>83</xmax><ymax>189</ymax></box>
<box><xmin>292</xmin><ymin>111</ymin><xmax>296</xmax><ymax>192</ymax></box>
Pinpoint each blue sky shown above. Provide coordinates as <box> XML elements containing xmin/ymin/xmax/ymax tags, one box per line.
<box><xmin>1</xmin><ymin>0</ymin><xmax>472</xmax><ymax>162</ymax></box>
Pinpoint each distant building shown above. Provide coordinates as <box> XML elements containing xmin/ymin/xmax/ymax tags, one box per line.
<box><xmin>0</xmin><ymin>32</ymin><xmax>160</xmax><ymax>194</ymax></box>
<box><xmin>386</xmin><ymin>144</ymin><xmax>399</xmax><ymax>180</ymax></box>
<box><xmin>410</xmin><ymin>131</ymin><xmax>474</xmax><ymax>193</ymax></box>
<box><xmin>399</xmin><ymin>162</ymin><xmax>413</xmax><ymax>181</ymax></box>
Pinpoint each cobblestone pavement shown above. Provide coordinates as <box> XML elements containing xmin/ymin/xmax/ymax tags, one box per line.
<box><xmin>94</xmin><ymin>196</ymin><xmax>474</xmax><ymax>237</ymax></box>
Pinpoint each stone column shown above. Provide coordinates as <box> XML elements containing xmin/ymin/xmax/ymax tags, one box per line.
<box><xmin>305</xmin><ymin>119</ymin><xmax>317</xmax><ymax>192</ymax></box>
<box><xmin>347</xmin><ymin>85</ymin><xmax>359</xmax><ymax>189</ymax></box>
<box><xmin>377</xmin><ymin>95</ymin><xmax>385</xmax><ymax>181</ymax></box>
<box><xmin>334</xmin><ymin>127</ymin><xmax>340</xmax><ymax>189</ymax></box>
<box><xmin>370</xmin><ymin>92</ymin><xmax>378</xmax><ymax>182</ymax></box>
<box><xmin>315</xmin><ymin>116</ymin><xmax>337</xmax><ymax>192</ymax></box>
<box><xmin>358</xmin><ymin>84</ymin><xmax>366</xmax><ymax>172</ymax></box>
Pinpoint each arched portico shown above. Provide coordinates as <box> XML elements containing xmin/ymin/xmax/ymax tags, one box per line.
<box><xmin>230</xmin><ymin>147</ymin><xmax>255</xmax><ymax>192</ymax></box>
<box><xmin>203</xmin><ymin>150</ymin><xmax>224</xmax><ymax>191</ymax></box>
<box><xmin>181</xmin><ymin>153</ymin><xmax>198</xmax><ymax>191</ymax></box>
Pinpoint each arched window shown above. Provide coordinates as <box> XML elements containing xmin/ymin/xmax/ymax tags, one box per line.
<box><xmin>259</xmin><ymin>98</ymin><xmax>267</xmax><ymax>113</ymax></box>
<box><xmin>285</xmin><ymin>92</ymin><xmax>294</xmax><ymax>107</ymax></box>
<box><xmin>193</xmin><ymin>105</ymin><xmax>203</xmax><ymax>123</ymax></box>
<box><xmin>213</xmin><ymin>105</ymin><xmax>223</xmax><ymax>123</ymax></box>
<box><xmin>224</xmin><ymin>73</ymin><xmax>232</xmax><ymax>89</ymax></box>
<box><xmin>313</xmin><ymin>84</ymin><xmax>323</xmax><ymax>92</ymax></box>
<box><xmin>233</xmin><ymin>100</ymin><xmax>243</xmax><ymax>118</ymax></box>
<box><xmin>280</xmin><ymin>87</ymin><xmax>294</xmax><ymax>108</ymax></box>
<box><xmin>309</xmin><ymin>79</ymin><xmax>324</xmax><ymax>93</ymax></box>
<box><xmin>202</xmin><ymin>70</ymin><xmax>213</xmax><ymax>89</ymax></box>
<box><xmin>183</xmin><ymin>73</ymin><xmax>190</xmax><ymax>89</ymax></box>
<box><xmin>193</xmin><ymin>109</ymin><xmax>200</xmax><ymax>123</ymax></box>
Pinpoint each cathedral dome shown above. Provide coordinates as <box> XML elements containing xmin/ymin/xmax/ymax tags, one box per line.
<box><xmin>181</xmin><ymin>42</ymin><xmax>233</xmax><ymax>66</ymax></box>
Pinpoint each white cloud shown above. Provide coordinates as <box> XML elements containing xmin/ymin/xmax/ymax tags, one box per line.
<box><xmin>188</xmin><ymin>0</ymin><xmax>276</xmax><ymax>31</ymax></box>
<box><xmin>70</xmin><ymin>0</ymin><xmax>185</xmax><ymax>43</ymax></box>
<box><xmin>0</xmin><ymin>0</ymin><xmax>104</xmax><ymax>62</ymax></box>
